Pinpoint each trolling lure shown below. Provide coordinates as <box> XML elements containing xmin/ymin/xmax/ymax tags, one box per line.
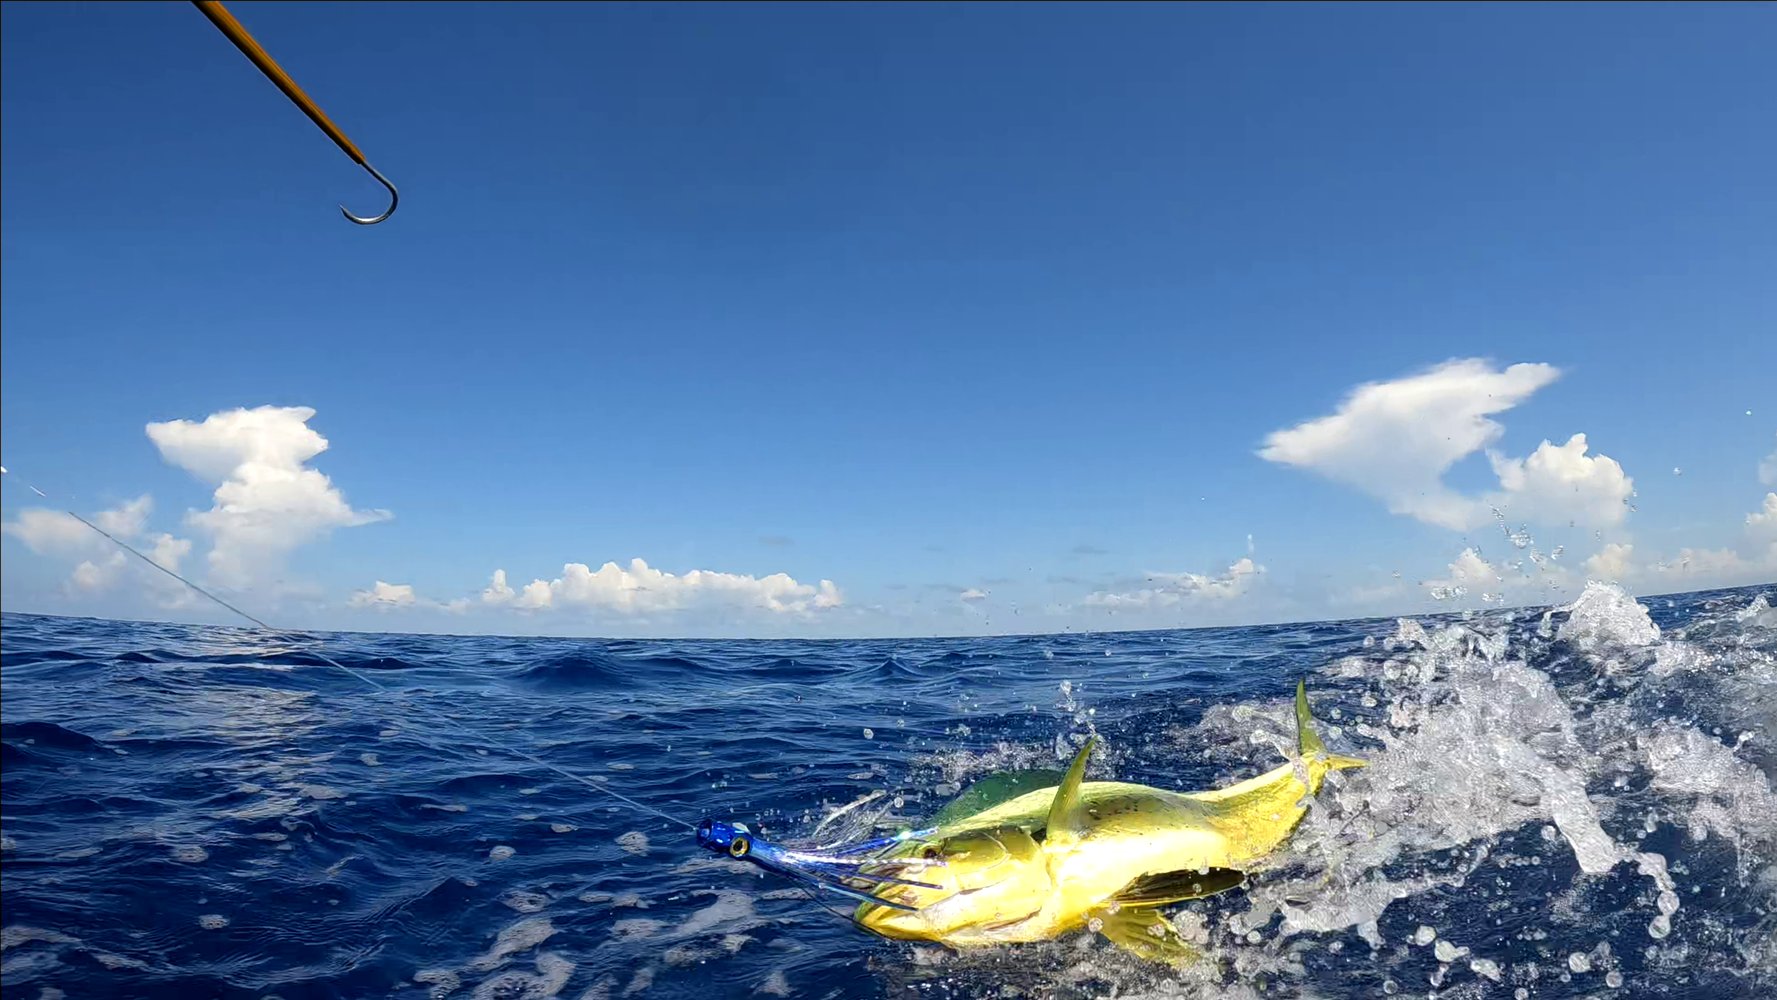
<box><xmin>696</xmin><ymin>819</ymin><xmax>940</xmax><ymax>912</ymax></box>
<box><xmin>192</xmin><ymin>1</ymin><xmax>398</xmax><ymax>224</ymax></box>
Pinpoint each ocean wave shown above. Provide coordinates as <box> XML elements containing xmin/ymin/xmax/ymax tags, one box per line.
<box><xmin>1</xmin><ymin>583</ymin><xmax>1772</xmax><ymax>998</ymax></box>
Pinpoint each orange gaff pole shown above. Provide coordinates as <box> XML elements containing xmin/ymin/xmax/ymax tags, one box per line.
<box><xmin>192</xmin><ymin>0</ymin><xmax>397</xmax><ymax>224</ymax></box>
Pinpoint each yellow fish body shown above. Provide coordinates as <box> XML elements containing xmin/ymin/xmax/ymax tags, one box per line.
<box><xmin>853</xmin><ymin>681</ymin><xmax>1364</xmax><ymax>964</ymax></box>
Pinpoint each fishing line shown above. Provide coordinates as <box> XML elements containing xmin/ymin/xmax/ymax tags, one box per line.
<box><xmin>0</xmin><ymin>466</ymin><xmax>694</xmax><ymax>831</ymax></box>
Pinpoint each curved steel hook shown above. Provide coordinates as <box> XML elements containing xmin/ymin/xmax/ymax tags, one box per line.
<box><xmin>193</xmin><ymin>2</ymin><xmax>400</xmax><ymax>226</ymax></box>
<box><xmin>341</xmin><ymin>162</ymin><xmax>398</xmax><ymax>225</ymax></box>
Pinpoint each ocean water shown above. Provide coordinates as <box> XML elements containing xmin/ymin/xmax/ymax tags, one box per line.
<box><xmin>2</xmin><ymin>583</ymin><xmax>1773</xmax><ymax>1000</ymax></box>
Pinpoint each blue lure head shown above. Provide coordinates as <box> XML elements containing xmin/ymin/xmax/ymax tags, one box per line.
<box><xmin>695</xmin><ymin>817</ymin><xmax>940</xmax><ymax>912</ymax></box>
<box><xmin>695</xmin><ymin>818</ymin><xmax>753</xmax><ymax>858</ymax></box>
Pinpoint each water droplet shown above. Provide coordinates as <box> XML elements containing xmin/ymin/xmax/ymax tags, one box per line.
<box><xmin>1433</xmin><ymin>939</ymin><xmax>1466</xmax><ymax>963</ymax></box>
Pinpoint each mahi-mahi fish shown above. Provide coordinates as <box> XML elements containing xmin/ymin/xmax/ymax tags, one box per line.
<box><xmin>852</xmin><ymin>681</ymin><xmax>1364</xmax><ymax>965</ymax></box>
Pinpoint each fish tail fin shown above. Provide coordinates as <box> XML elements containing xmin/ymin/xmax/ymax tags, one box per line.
<box><xmin>1295</xmin><ymin>679</ymin><xmax>1364</xmax><ymax>789</ymax></box>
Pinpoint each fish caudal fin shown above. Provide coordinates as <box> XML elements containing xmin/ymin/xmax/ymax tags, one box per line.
<box><xmin>1295</xmin><ymin>679</ymin><xmax>1365</xmax><ymax>784</ymax></box>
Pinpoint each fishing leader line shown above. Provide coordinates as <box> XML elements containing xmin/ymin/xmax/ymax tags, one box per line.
<box><xmin>0</xmin><ymin>465</ymin><xmax>695</xmax><ymax>831</ymax></box>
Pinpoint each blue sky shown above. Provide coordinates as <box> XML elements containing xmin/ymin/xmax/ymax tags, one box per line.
<box><xmin>3</xmin><ymin>2</ymin><xmax>1773</xmax><ymax>637</ymax></box>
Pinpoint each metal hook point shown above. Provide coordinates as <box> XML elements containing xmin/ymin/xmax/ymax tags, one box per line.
<box><xmin>341</xmin><ymin>161</ymin><xmax>398</xmax><ymax>225</ymax></box>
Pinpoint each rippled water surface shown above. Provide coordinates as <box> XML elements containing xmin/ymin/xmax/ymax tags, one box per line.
<box><xmin>3</xmin><ymin>583</ymin><xmax>1774</xmax><ymax>999</ymax></box>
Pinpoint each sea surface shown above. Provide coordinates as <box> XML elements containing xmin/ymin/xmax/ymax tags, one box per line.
<box><xmin>2</xmin><ymin>583</ymin><xmax>1774</xmax><ymax>1000</ymax></box>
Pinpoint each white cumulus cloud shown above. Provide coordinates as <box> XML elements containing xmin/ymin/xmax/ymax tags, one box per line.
<box><xmin>146</xmin><ymin>406</ymin><xmax>389</xmax><ymax>588</ymax></box>
<box><xmin>1644</xmin><ymin>547</ymin><xmax>1753</xmax><ymax>583</ymax></box>
<box><xmin>1759</xmin><ymin>436</ymin><xmax>1777</xmax><ymax>486</ymax></box>
<box><xmin>1747</xmin><ymin>492</ymin><xmax>1777</xmax><ymax>562</ymax></box>
<box><xmin>1582</xmin><ymin>495</ymin><xmax>1777</xmax><ymax>591</ymax></box>
<box><xmin>481</xmin><ymin>568</ymin><xmax>517</xmax><ymax>605</ymax></box>
<box><xmin>350</xmin><ymin>580</ymin><xmax>418</xmax><ymax>609</ymax></box>
<box><xmin>1484</xmin><ymin>434</ymin><xmax>1633</xmax><ymax>528</ymax></box>
<box><xmin>70</xmin><ymin>555</ymin><xmax>127</xmax><ymax>592</ymax></box>
<box><xmin>1083</xmin><ymin>557</ymin><xmax>1263</xmax><ymax>609</ymax></box>
<box><xmin>2</xmin><ymin>495</ymin><xmax>192</xmax><ymax>595</ymax></box>
<box><xmin>93</xmin><ymin>494</ymin><xmax>154</xmax><ymax>538</ymax></box>
<box><xmin>1259</xmin><ymin>359</ymin><xmax>1632</xmax><ymax>531</ymax></box>
<box><xmin>4</xmin><ymin>507</ymin><xmax>103</xmax><ymax>554</ymax></box>
<box><xmin>478</xmin><ymin>558</ymin><xmax>844</xmax><ymax>616</ymax></box>
<box><xmin>1421</xmin><ymin>548</ymin><xmax>1501</xmax><ymax>601</ymax></box>
<box><xmin>350</xmin><ymin>580</ymin><xmax>470</xmax><ymax>614</ymax></box>
<box><xmin>1584</xmin><ymin>542</ymin><xmax>1636</xmax><ymax>581</ymax></box>
<box><xmin>147</xmin><ymin>533</ymin><xmax>194</xmax><ymax>577</ymax></box>
<box><xmin>959</xmin><ymin>588</ymin><xmax>988</xmax><ymax>602</ymax></box>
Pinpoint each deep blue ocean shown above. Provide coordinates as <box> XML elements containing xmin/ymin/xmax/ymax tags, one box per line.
<box><xmin>3</xmin><ymin>583</ymin><xmax>1773</xmax><ymax>1000</ymax></box>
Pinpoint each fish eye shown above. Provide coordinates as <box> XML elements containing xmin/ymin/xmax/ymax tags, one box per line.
<box><xmin>729</xmin><ymin>835</ymin><xmax>751</xmax><ymax>858</ymax></box>
<box><xmin>921</xmin><ymin>845</ymin><xmax>940</xmax><ymax>859</ymax></box>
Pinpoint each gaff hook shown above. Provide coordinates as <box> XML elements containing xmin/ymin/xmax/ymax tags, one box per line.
<box><xmin>191</xmin><ymin>1</ymin><xmax>398</xmax><ymax>225</ymax></box>
<box><xmin>346</xmin><ymin>162</ymin><xmax>400</xmax><ymax>226</ymax></box>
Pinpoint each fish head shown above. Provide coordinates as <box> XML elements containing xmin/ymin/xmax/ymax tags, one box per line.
<box><xmin>854</xmin><ymin>824</ymin><xmax>1051</xmax><ymax>940</ymax></box>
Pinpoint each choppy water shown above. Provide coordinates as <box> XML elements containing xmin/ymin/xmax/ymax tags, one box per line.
<box><xmin>2</xmin><ymin>583</ymin><xmax>1773</xmax><ymax>999</ymax></box>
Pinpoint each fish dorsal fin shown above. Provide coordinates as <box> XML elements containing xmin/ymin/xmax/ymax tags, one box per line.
<box><xmin>1295</xmin><ymin>679</ymin><xmax>1366</xmax><ymax>780</ymax></box>
<box><xmin>931</xmin><ymin>769</ymin><xmax>1066</xmax><ymax>827</ymax></box>
<box><xmin>1295</xmin><ymin>678</ymin><xmax>1326</xmax><ymax>759</ymax></box>
<box><xmin>1110</xmin><ymin>866</ymin><xmax>1245</xmax><ymax>906</ymax></box>
<box><xmin>1044</xmin><ymin>736</ymin><xmax>1097</xmax><ymax>849</ymax></box>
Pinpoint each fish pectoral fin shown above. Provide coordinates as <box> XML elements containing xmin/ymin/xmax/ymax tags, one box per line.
<box><xmin>1044</xmin><ymin>736</ymin><xmax>1096</xmax><ymax>849</ymax></box>
<box><xmin>1089</xmin><ymin>905</ymin><xmax>1200</xmax><ymax>969</ymax></box>
<box><xmin>1110</xmin><ymin>866</ymin><xmax>1246</xmax><ymax>906</ymax></box>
